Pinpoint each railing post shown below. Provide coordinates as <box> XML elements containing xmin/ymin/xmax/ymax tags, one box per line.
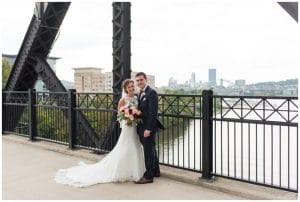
<box><xmin>201</xmin><ymin>90</ymin><xmax>213</xmax><ymax>180</ymax></box>
<box><xmin>2</xmin><ymin>91</ymin><xmax>6</xmax><ymax>133</ymax></box>
<box><xmin>68</xmin><ymin>89</ymin><xmax>76</xmax><ymax>149</ymax></box>
<box><xmin>28</xmin><ymin>89</ymin><xmax>37</xmax><ymax>141</ymax></box>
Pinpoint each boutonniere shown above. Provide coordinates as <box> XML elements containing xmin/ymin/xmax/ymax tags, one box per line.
<box><xmin>141</xmin><ymin>92</ymin><xmax>146</xmax><ymax>97</ymax></box>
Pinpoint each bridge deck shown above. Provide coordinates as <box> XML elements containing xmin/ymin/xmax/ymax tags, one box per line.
<box><xmin>2</xmin><ymin>135</ymin><xmax>297</xmax><ymax>200</ymax></box>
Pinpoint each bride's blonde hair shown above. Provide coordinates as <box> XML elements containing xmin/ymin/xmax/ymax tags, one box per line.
<box><xmin>122</xmin><ymin>79</ymin><xmax>134</xmax><ymax>94</ymax></box>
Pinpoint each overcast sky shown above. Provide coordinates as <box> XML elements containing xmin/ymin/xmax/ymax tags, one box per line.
<box><xmin>1</xmin><ymin>0</ymin><xmax>299</xmax><ymax>87</ymax></box>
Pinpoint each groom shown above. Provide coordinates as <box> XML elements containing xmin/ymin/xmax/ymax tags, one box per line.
<box><xmin>135</xmin><ymin>72</ymin><xmax>161</xmax><ymax>184</ymax></box>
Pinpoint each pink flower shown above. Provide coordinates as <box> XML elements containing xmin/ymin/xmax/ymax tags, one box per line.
<box><xmin>124</xmin><ymin>108</ymin><xmax>129</xmax><ymax>114</ymax></box>
<box><xmin>132</xmin><ymin>108</ymin><xmax>138</xmax><ymax>115</ymax></box>
<box><xmin>117</xmin><ymin>104</ymin><xmax>142</xmax><ymax>126</ymax></box>
<box><xmin>120</xmin><ymin>106</ymin><xmax>127</xmax><ymax>112</ymax></box>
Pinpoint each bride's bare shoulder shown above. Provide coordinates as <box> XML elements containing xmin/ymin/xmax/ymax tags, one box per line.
<box><xmin>118</xmin><ymin>98</ymin><xmax>126</xmax><ymax>106</ymax></box>
<box><xmin>119</xmin><ymin>97</ymin><xmax>125</xmax><ymax>102</ymax></box>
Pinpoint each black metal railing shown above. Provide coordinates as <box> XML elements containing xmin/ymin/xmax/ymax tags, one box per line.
<box><xmin>75</xmin><ymin>92</ymin><xmax>119</xmax><ymax>152</ymax></box>
<box><xmin>2</xmin><ymin>89</ymin><xmax>298</xmax><ymax>192</ymax></box>
<box><xmin>2</xmin><ymin>91</ymin><xmax>30</xmax><ymax>136</ymax></box>
<box><xmin>157</xmin><ymin>94</ymin><xmax>202</xmax><ymax>173</ymax></box>
<box><xmin>35</xmin><ymin>91</ymin><xmax>69</xmax><ymax>144</ymax></box>
<box><xmin>212</xmin><ymin>95</ymin><xmax>298</xmax><ymax>192</ymax></box>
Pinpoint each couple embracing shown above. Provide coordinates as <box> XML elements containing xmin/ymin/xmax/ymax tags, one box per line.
<box><xmin>55</xmin><ymin>72</ymin><xmax>162</xmax><ymax>187</ymax></box>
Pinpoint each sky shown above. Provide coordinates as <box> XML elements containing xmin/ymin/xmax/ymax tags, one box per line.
<box><xmin>1</xmin><ymin>0</ymin><xmax>299</xmax><ymax>87</ymax></box>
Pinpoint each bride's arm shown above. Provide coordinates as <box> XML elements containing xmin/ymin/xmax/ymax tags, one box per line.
<box><xmin>117</xmin><ymin>98</ymin><xmax>125</xmax><ymax>114</ymax></box>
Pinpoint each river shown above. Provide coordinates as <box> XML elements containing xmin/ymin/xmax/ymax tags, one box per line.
<box><xmin>157</xmin><ymin>99</ymin><xmax>298</xmax><ymax>190</ymax></box>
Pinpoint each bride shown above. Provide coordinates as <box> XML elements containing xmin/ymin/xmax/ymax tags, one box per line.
<box><xmin>54</xmin><ymin>79</ymin><xmax>146</xmax><ymax>187</ymax></box>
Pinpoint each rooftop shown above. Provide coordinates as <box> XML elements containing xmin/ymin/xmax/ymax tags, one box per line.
<box><xmin>73</xmin><ymin>67</ymin><xmax>104</xmax><ymax>70</ymax></box>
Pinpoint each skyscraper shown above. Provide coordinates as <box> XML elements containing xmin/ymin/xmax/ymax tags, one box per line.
<box><xmin>190</xmin><ymin>72</ymin><xmax>196</xmax><ymax>88</ymax></box>
<box><xmin>208</xmin><ymin>68</ymin><xmax>216</xmax><ymax>86</ymax></box>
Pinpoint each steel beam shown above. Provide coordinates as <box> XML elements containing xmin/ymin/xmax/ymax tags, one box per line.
<box><xmin>278</xmin><ymin>2</ymin><xmax>298</xmax><ymax>22</ymax></box>
<box><xmin>3</xmin><ymin>3</ymin><xmax>71</xmax><ymax>133</ymax></box>
<box><xmin>112</xmin><ymin>2</ymin><xmax>132</xmax><ymax>107</ymax></box>
<box><xmin>3</xmin><ymin>2</ymin><xmax>103</xmax><ymax>149</ymax></box>
<box><xmin>103</xmin><ymin>2</ymin><xmax>131</xmax><ymax>149</ymax></box>
<box><xmin>5</xmin><ymin>2</ymin><xmax>71</xmax><ymax>91</ymax></box>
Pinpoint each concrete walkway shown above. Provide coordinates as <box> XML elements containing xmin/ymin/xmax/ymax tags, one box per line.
<box><xmin>2</xmin><ymin>135</ymin><xmax>297</xmax><ymax>200</ymax></box>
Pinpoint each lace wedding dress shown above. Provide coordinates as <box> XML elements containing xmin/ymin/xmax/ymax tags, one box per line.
<box><xmin>54</xmin><ymin>96</ymin><xmax>145</xmax><ymax>187</ymax></box>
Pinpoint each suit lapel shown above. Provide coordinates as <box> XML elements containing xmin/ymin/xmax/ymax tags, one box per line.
<box><xmin>141</xmin><ymin>86</ymin><xmax>150</xmax><ymax>102</ymax></box>
<box><xmin>139</xmin><ymin>86</ymin><xmax>150</xmax><ymax>104</ymax></box>
<box><xmin>138</xmin><ymin>88</ymin><xmax>144</xmax><ymax>108</ymax></box>
<box><xmin>138</xmin><ymin>91</ymin><xmax>142</xmax><ymax>101</ymax></box>
<box><xmin>140</xmin><ymin>95</ymin><xmax>146</xmax><ymax>102</ymax></box>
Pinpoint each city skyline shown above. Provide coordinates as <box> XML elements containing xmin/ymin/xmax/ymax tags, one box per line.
<box><xmin>166</xmin><ymin>69</ymin><xmax>297</xmax><ymax>88</ymax></box>
<box><xmin>1</xmin><ymin>0</ymin><xmax>299</xmax><ymax>87</ymax></box>
<box><xmin>166</xmin><ymin>70</ymin><xmax>297</xmax><ymax>96</ymax></box>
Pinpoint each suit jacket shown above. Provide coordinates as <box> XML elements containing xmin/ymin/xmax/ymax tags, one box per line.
<box><xmin>138</xmin><ymin>86</ymin><xmax>164</xmax><ymax>134</ymax></box>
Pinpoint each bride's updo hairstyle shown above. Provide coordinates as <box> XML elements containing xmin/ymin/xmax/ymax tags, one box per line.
<box><xmin>122</xmin><ymin>79</ymin><xmax>134</xmax><ymax>93</ymax></box>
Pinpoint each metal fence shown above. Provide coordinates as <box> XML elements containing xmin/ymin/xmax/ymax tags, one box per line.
<box><xmin>157</xmin><ymin>94</ymin><xmax>202</xmax><ymax>173</ymax></box>
<box><xmin>35</xmin><ymin>91</ymin><xmax>69</xmax><ymax>144</ymax></box>
<box><xmin>75</xmin><ymin>92</ymin><xmax>119</xmax><ymax>152</ymax></box>
<box><xmin>2</xmin><ymin>91</ymin><xmax>30</xmax><ymax>137</ymax></box>
<box><xmin>212</xmin><ymin>95</ymin><xmax>298</xmax><ymax>192</ymax></box>
<box><xmin>2</xmin><ymin>89</ymin><xmax>298</xmax><ymax>192</ymax></box>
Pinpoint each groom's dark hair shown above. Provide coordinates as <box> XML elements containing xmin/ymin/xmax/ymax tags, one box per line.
<box><xmin>135</xmin><ymin>72</ymin><xmax>147</xmax><ymax>80</ymax></box>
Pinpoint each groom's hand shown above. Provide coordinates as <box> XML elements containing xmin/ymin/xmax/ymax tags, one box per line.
<box><xmin>144</xmin><ymin>130</ymin><xmax>151</xmax><ymax>138</ymax></box>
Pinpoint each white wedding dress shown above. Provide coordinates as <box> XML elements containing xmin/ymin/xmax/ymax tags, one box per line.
<box><xmin>54</xmin><ymin>96</ymin><xmax>146</xmax><ymax>187</ymax></box>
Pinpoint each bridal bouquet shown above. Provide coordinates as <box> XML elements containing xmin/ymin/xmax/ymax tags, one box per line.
<box><xmin>117</xmin><ymin>105</ymin><xmax>142</xmax><ymax>126</ymax></box>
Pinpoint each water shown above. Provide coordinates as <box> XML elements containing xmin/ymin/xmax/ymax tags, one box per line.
<box><xmin>157</xmin><ymin>99</ymin><xmax>298</xmax><ymax>190</ymax></box>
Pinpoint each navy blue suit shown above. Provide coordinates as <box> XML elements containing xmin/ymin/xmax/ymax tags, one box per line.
<box><xmin>137</xmin><ymin>85</ymin><xmax>160</xmax><ymax>180</ymax></box>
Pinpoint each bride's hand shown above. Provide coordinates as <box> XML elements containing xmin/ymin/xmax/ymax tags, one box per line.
<box><xmin>144</xmin><ymin>130</ymin><xmax>151</xmax><ymax>138</ymax></box>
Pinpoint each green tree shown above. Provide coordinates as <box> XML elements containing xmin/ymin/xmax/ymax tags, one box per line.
<box><xmin>2</xmin><ymin>59</ymin><xmax>12</xmax><ymax>89</ymax></box>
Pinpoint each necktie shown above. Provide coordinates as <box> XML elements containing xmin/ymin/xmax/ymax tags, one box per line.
<box><xmin>139</xmin><ymin>90</ymin><xmax>143</xmax><ymax>100</ymax></box>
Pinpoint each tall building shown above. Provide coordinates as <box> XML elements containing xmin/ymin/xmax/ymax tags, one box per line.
<box><xmin>208</xmin><ymin>68</ymin><xmax>216</xmax><ymax>86</ymax></box>
<box><xmin>104</xmin><ymin>72</ymin><xmax>113</xmax><ymax>93</ymax></box>
<box><xmin>74</xmin><ymin>69</ymin><xmax>156</xmax><ymax>93</ymax></box>
<box><xmin>73</xmin><ymin>67</ymin><xmax>105</xmax><ymax>92</ymax></box>
<box><xmin>190</xmin><ymin>72</ymin><xmax>196</xmax><ymax>88</ymax></box>
<box><xmin>168</xmin><ymin>77</ymin><xmax>178</xmax><ymax>89</ymax></box>
<box><xmin>2</xmin><ymin>53</ymin><xmax>60</xmax><ymax>91</ymax></box>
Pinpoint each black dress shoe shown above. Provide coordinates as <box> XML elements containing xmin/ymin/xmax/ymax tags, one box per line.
<box><xmin>134</xmin><ymin>177</ymin><xmax>153</xmax><ymax>184</ymax></box>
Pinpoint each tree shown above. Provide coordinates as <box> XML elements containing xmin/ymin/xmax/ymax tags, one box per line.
<box><xmin>2</xmin><ymin>59</ymin><xmax>12</xmax><ymax>89</ymax></box>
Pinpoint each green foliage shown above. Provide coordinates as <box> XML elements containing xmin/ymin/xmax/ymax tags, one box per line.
<box><xmin>35</xmin><ymin>107</ymin><xmax>115</xmax><ymax>142</ymax></box>
<box><xmin>163</xmin><ymin>88</ymin><xmax>203</xmax><ymax>95</ymax></box>
<box><xmin>253</xmin><ymin>79</ymin><xmax>298</xmax><ymax>86</ymax></box>
<box><xmin>36</xmin><ymin>107</ymin><xmax>68</xmax><ymax>142</ymax></box>
<box><xmin>80</xmin><ymin>110</ymin><xmax>114</xmax><ymax>136</ymax></box>
<box><xmin>158</xmin><ymin>88</ymin><xmax>222</xmax><ymax>129</ymax></box>
<box><xmin>76</xmin><ymin>93</ymin><xmax>115</xmax><ymax>138</ymax></box>
<box><xmin>158</xmin><ymin>95</ymin><xmax>201</xmax><ymax>129</ymax></box>
<box><xmin>2</xmin><ymin>59</ymin><xmax>12</xmax><ymax>89</ymax></box>
<box><xmin>213</xmin><ymin>97</ymin><xmax>221</xmax><ymax>114</ymax></box>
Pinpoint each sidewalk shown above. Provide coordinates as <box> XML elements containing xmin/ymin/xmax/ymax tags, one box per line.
<box><xmin>2</xmin><ymin>135</ymin><xmax>297</xmax><ymax>200</ymax></box>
